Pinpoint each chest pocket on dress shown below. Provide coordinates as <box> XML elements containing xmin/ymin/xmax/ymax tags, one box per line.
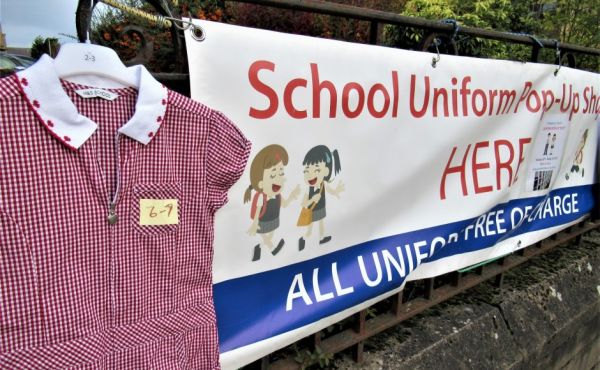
<box><xmin>131</xmin><ymin>183</ymin><xmax>182</xmax><ymax>236</ymax></box>
<box><xmin>120</xmin><ymin>183</ymin><xmax>182</xmax><ymax>322</ymax></box>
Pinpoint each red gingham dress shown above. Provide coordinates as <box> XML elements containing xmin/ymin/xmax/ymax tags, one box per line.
<box><xmin>0</xmin><ymin>56</ymin><xmax>250</xmax><ymax>369</ymax></box>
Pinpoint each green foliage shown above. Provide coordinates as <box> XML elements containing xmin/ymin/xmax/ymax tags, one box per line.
<box><xmin>30</xmin><ymin>36</ymin><xmax>60</xmax><ymax>59</ymax></box>
<box><xmin>403</xmin><ymin>0</ymin><xmax>455</xmax><ymax>19</ymax></box>
<box><xmin>293</xmin><ymin>345</ymin><xmax>334</xmax><ymax>369</ymax></box>
<box><xmin>90</xmin><ymin>0</ymin><xmax>226</xmax><ymax>72</ymax></box>
<box><xmin>543</xmin><ymin>0</ymin><xmax>599</xmax><ymax>46</ymax></box>
<box><xmin>92</xmin><ymin>0</ymin><xmax>599</xmax><ymax>72</ymax></box>
<box><xmin>540</xmin><ymin>0</ymin><xmax>600</xmax><ymax>70</ymax></box>
<box><xmin>383</xmin><ymin>0</ymin><xmax>599</xmax><ymax>69</ymax></box>
<box><xmin>384</xmin><ymin>0</ymin><xmax>517</xmax><ymax>59</ymax></box>
<box><xmin>226</xmin><ymin>0</ymin><xmax>399</xmax><ymax>44</ymax></box>
<box><xmin>382</xmin><ymin>0</ymin><xmax>455</xmax><ymax>49</ymax></box>
<box><xmin>366</xmin><ymin>306</ymin><xmax>378</xmax><ymax>318</ymax></box>
<box><xmin>91</xmin><ymin>1</ymin><xmax>141</xmax><ymax>59</ymax></box>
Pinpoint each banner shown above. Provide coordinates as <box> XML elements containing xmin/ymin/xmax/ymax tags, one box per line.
<box><xmin>185</xmin><ymin>20</ymin><xmax>600</xmax><ymax>369</ymax></box>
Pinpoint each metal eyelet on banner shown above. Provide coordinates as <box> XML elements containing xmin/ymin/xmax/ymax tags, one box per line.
<box><xmin>191</xmin><ymin>26</ymin><xmax>206</xmax><ymax>42</ymax></box>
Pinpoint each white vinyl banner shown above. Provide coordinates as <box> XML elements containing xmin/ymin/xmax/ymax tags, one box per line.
<box><xmin>185</xmin><ymin>20</ymin><xmax>600</xmax><ymax>369</ymax></box>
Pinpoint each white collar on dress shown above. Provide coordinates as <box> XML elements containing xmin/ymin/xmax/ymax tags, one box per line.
<box><xmin>15</xmin><ymin>54</ymin><xmax>168</xmax><ymax>150</ymax></box>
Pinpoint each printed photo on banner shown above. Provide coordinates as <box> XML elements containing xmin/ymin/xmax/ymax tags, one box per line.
<box><xmin>524</xmin><ymin>114</ymin><xmax>568</xmax><ymax>192</ymax></box>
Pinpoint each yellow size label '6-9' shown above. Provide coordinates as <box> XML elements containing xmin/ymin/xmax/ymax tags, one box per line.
<box><xmin>139</xmin><ymin>199</ymin><xmax>179</xmax><ymax>225</ymax></box>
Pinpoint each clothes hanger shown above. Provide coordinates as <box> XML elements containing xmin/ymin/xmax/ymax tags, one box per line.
<box><xmin>55</xmin><ymin>0</ymin><xmax>206</xmax><ymax>88</ymax></box>
<box><xmin>53</xmin><ymin>32</ymin><xmax>140</xmax><ymax>89</ymax></box>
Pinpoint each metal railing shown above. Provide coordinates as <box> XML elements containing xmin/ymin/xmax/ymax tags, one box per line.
<box><xmin>265</xmin><ymin>218</ymin><xmax>600</xmax><ymax>369</ymax></box>
<box><xmin>76</xmin><ymin>0</ymin><xmax>600</xmax><ymax>96</ymax></box>
<box><xmin>228</xmin><ymin>0</ymin><xmax>600</xmax><ymax>61</ymax></box>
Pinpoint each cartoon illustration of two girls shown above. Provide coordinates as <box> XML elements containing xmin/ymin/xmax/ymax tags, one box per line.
<box><xmin>244</xmin><ymin>145</ymin><xmax>300</xmax><ymax>261</ymax></box>
<box><xmin>298</xmin><ymin>145</ymin><xmax>345</xmax><ymax>251</ymax></box>
<box><xmin>565</xmin><ymin>129</ymin><xmax>588</xmax><ymax>180</ymax></box>
<box><xmin>244</xmin><ymin>144</ymin><xmax>344</xmax><ymax>262</ymax></box>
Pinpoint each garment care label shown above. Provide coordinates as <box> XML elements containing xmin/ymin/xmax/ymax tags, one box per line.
<box><xmin>139</xmin><ymin>199</ymin><xmax>179</xmax><ymax>225</ymax></box>
<box><xmin>75</xmin><ymin>88</ymin><xmax>119</xmax><ymax>101</ymax></box>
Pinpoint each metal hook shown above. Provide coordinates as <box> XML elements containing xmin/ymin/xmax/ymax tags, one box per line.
<box><xmin>431</xmin><ymin>38</ymin><xmax>441</xmax><ymax>68</ymax></box>
<box><xmin>554</xmin><ymin>40</ymin><xmax>561</xmax><ymax>76</ymax></box>
<box><xmin>160</xmin><ymin>12</ymin><xmax>205</xmax><ymax>41</ymax></box>
<box><xmin>97</xmin><ymin>1</ymin><xmax>205</xmax><ymax>41</ymax></box>
<box><xmin>163</xmin><ymin>13</ymin><xmax>192</xmax><ymax>31</ymax></box>
<box><xmin>442</xmin><ymin>19</ymin><xmax>460</xmax><ymax>42</ymax></box>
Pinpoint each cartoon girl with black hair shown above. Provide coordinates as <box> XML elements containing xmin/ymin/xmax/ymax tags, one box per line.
<box><xmin>298</xmin><ymin>145</ymin><xmax>345</xmax><ymax>250</ymax></box>
<box><xmin>245</xmin><ymin>144</ymin><xmax>300</xmax><ymax>261</ymax></box>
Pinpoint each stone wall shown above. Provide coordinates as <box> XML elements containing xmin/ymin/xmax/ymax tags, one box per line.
<box><xmin>333</xmin><ymin>230</ymin><xmax>600</xmax><ymax>370</ymax></box>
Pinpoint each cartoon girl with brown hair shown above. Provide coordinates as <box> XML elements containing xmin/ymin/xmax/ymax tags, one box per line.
<box><xmin>298</xmin><ymin>145</ymin><xmax>345</xmax><ymax>251</ymax></box>
<box><xmin>244</xmin><ymin>144</ymin><xmax>300</xmax><ymax>261</ymax></box>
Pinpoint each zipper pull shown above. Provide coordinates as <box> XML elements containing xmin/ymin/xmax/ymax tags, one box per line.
<box><xmin>108</xmin><ymin>202</ymin><xmax>118</xmax><ymax>225</ymax></box>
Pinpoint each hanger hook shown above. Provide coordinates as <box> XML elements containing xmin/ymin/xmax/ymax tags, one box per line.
<box><xmin>554</xmin><ymin>40</ymin><xmax>561</xmax><ymax>76</ymax></box>
<box><xmin>431</xmin><ymin>38</ymin><xmax>441</xmax><ymax>68</ymax></box>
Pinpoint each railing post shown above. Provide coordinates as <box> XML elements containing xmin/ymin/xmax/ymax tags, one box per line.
<box><xmin>352</xmin><ymin>309</ymin><xmax>367</xmax><ymax>362</ymax></box>
<box><xmin>493</xmin><ymin>273</ymin><xmax>504</xmax><ymax>288</ymax></box>
<box><xmin>592</xmin><ymin>184</ymin><xmax>600</xmax><ymax>221</ymax></box>
<box><xmin>260</xmin><ymin>355</ymin><xmax>270</xmax><ymax>369</ymax></box>
<box><xmin>391</xmin><ymin>290</ymin><xmax>403</xmax><ymax>316</ymax></box>
<box><xmin>369</xmin><ymin>20</ymin><xmax>380</xmax><ymax>45</ymax></box>
<box><xmin>451</xmin><ymin>271</ymin><xmax>461</xmax><ymax>286</ymax></box>
<box><xmin>424</xmin><ymin>278</ymin><xmax>435</xmax><ymax>299</ymax></box>
<box><xmin>531</xmin><ymin>45</ymin><xmax>540</xmax><ymax>62</ymax></box>
<box><xmin>313</xmin><ymin>331</ymin><xmax>322</xmax><ymax>349</ymax></box>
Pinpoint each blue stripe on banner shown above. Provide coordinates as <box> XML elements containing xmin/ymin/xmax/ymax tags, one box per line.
<box><xmin>215</xmin><ymin>185</ymin><xmax>594</xmax><ymax>352</ymax></box>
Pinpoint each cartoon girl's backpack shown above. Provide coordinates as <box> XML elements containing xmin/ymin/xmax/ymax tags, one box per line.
<box><xmin>250</xmin><ymin>192</ymin><xmax>280</xmax><ymax>219</ymax></box>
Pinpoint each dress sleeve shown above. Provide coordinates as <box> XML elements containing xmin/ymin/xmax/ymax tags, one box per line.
<box><xmin>206</xmin><ymin>110</ymin><xmax>252</xmax><ymax>212</ymax></box>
